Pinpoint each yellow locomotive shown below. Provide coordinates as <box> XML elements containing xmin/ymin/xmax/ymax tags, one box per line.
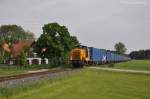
<box><xmin>69</xmin><ymin>46</ymin><xmax>90</xmax><ymax>67</ymax></box>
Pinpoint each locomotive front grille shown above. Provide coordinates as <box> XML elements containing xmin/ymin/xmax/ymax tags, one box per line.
<box><xmin>72</xmin><ymin>51</ymin><xmax>81</xmax><ymax>60</ymax></box>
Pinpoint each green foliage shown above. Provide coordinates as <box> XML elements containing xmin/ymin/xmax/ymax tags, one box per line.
<box><xmin>0</xmin><ymin>24</ymin><xmax>35</xmax><ymax>42</ymax></box>
<box><xmin>114</xmin><ymin>42</ymin><xmax>127</xmax><ymax>54</ymax></box>
<box><xmin>18</xmin><ymin>51</ymin><xmax>27</xmax><ymax>66</ymax></box>
<box><xmin>0</xmin><ymin>36</ymin><xmax>11</xmax><ymax>63</ymax></box>
<box><xmin>0</xmin><ymin>36</ymin><xmax>4</xmax><ymax>47</ymax></box>
<box><xmin>0</xmin><ymin>37</ymin><xmax>5</xmax><ymax>63</ymax></box>
<box><xmin>130</xmin><ymin>50</ymin><xmax>150</xmax><ymax>59</ymax></box>
<box><xmin>3</xmin><ymin>52</ymin><xmax>11</xmax><ymax>63</ymax></box>
<box><xmin>35</xmin><ymin>23</ymin><xmax>79</xmax><ymax>66</ymax></box>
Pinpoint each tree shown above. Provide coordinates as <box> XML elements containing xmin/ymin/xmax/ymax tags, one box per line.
<box><xmin>35</xmin><ymin>23</ymin><xmax>79</xmax><ymax>66</ymax></box>
<box><xmin>0</xmin><ymin>36</ymin><xmax>4</xmax><ymax>52</ymax></box>
<box><xmin>0</xmin><ymin>37</ymin><xmax>10</xmax><ymax>64</ymax></box>
<box><xmin>114</xmin><ymin>42</ymin><xmax>127</xmax><ymax>54</ymax></box>
<box><xmin>0</xmin><ymin>37</ymin><xmax>5</xmax><ymax>63</ymax></box>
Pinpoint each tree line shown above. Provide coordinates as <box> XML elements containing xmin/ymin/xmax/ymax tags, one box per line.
<box><xmin>130</xmin><ymin>50</ymin><xmax>150</xmax><ymax>60</ymax></box>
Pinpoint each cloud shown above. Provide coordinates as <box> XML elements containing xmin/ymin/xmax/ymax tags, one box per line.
<box><xmin>120</xmin><ymin>0</ymin><xmax>148</xmax><ymax>5</ymax></box>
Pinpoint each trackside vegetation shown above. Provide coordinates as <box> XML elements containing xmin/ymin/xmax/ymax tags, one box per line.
<box><xmin>0</xmin><ymin>69</ymin><xmax>150</xmax><ymax>99</ymax></box>
<box><xmin>0</xmin><ymin>66</ymin><xmax>27</xmax><ymax>77</ymax></box>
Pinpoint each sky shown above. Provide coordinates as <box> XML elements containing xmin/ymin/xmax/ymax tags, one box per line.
<box><xmin>0</xmin><ymin>0</ymin><xmax>150</xmax><ymax>53</ymax></box>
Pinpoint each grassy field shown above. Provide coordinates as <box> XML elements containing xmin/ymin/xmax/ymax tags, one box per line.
<box><xmin>112</xmin><ymin>60</ymin><xmax>150</xmax><ymax>71</ymax></box>
<box><xmin>0</xmin><ymin>65</ymin><xmax>54</xmax><ymax>77</ymax></box>
<box><xmin>1</xmin><ymin>69</ymin><xmax>150</xmax><ymax>99</ymax></box>
<box><xmin>0</xmin><ymin>66</ymin><xmax>28</xmax><ymax>77</ymax></box>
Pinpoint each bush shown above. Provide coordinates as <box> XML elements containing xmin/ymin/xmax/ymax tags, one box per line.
<box><xmin>18</xmin><ymin>51</ymin><xmax>27</xmax><ymax>66</ymax></box>
<box><xmin>49</xmin><ymin>57</ymin><xmax>61</xmax><ymax>67</ymax></box>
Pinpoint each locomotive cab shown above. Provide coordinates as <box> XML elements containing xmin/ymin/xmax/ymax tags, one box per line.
<box><xmin>69</xmin><ymin>45</ymin><xmax>90</xmax><ymax>67</ymax></box>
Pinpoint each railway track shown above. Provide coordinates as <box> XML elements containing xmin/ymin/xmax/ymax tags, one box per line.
<box><xmin>0</xmin><ymin>69</ymin><xmax>72</xmax><ymax>83</ymax></box>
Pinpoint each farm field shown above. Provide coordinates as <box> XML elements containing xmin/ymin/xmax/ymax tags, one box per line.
<box><xmin>1</xmin><ymin>69</ymin><xmax>150</xmax><ymax>99</ymax></box>
<box><xmin>112</xmin><ymin>60</ymin><xmax>150</xmax><ymax>71</ymax></box>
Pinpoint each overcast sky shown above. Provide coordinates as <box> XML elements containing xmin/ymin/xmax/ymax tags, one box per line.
<box><xmin>0</xmin><ymin>0</ymin><xmax>150</xmax><ymax>53</ymax></box>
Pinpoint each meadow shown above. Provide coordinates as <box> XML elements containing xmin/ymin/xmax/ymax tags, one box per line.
<box><xmin>1</xmin><ymin>68</ymin><xmax>150</xmax><ymax>99</ymax></box>
<box><xmin>112</xmin><ymin>60</ymin><xmax>150</xmax><ymax>71</ymax></box>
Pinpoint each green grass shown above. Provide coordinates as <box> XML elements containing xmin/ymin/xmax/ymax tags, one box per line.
<box><xmin>0</xmin><ymin>64</ymin><xmax>54</xmax><ymax>77</ymax></box>
<box><xmin>1</xmin><ymin>69</ymin><xmax>150</xmax><ymax>99</ymax></box>
<box><xmin>0</xmin><ymin>66</ymin><xmax>27</xmax><ymax>77</ymax></box>
<box><xmin>112</xmin><ymin>60</ymin><xmax>150</xmax><ymax>71</ymax></box>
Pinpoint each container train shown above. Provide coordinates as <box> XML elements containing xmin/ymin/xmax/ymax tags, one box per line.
<box><xmin>69</xmin><ymin>45</ymin><xmax>131</xmax><ymax>67</ymax></box>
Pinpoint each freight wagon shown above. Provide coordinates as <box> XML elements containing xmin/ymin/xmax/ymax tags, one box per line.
<box><xmin>89</xmin><ymin>47</ymin><xmax>107</xmax><ymax>64</ymax></box>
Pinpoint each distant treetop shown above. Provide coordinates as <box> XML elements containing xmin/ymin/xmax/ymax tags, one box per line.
<box><xmin>0</xmin><ymin>24</ymin><xmax>35</xmax><ymax>42</ymax></box>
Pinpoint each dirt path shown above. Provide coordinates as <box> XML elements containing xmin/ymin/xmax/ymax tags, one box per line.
<box><xmin>88</xmin><ymin>67</ymin><xmax>150</xmax><ymax>74</ymax></box>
